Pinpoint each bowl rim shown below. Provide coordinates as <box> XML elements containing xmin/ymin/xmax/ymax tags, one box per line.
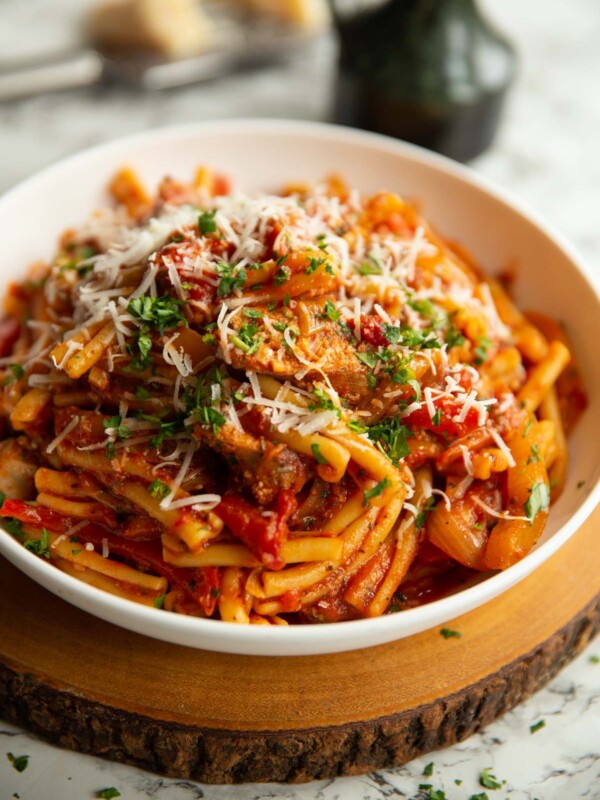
<box><xmin>0</xmin><ymin>117</ymin><xmax>598</xmax><ymax>655</ymax></box>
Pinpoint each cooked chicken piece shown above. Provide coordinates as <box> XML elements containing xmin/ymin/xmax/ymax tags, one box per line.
<box><xmin>0</xmin><ymin>437</ymin><xmax>38</xmax><ymax>500</ymax></box>
<box><xmin>194</xmin><ymin>420</ymin><xmax>310</xmax><ymax>506</ymax></box>
<box><xmin>228</xmin><ymin>302</ymin><xmax>371</xmax><ymax>406</ymax></box>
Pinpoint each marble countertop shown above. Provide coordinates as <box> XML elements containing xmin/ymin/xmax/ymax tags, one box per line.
<box><xmin>0</xmin><ymin>0</ymin><xmax>599</xmax><ymax>797</ymax></box>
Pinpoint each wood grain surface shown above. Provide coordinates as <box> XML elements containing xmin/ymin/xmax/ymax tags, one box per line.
<box><xmin>0</xmin><ymin>505</ymin><xmax>598</xmax><ymax>783</ymax></box>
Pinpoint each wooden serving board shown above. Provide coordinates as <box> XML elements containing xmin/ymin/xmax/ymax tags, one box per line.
<box><xmin>0</xmin><ymin>506</ymin><xmax>598</xmax><ymax>785</ymax></box>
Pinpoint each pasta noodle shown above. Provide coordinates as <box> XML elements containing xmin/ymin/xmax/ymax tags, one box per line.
<box><xmin>0</xmin><ymin>167</ymin><xmax>585</xmax><ymax>623</ymax></box>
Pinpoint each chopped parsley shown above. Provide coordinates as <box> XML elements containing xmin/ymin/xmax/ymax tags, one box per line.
<box><xmin>311</xmin><ymin>443</ymin><xmax>328</xmax><ymax>465</ymax></box>
<box><xmin>357</xmin><ymin>254</ymin><xmax>383</xmax><ymax>275</ymax></box>
<box><xmin>439</xmin><ymin>627</ymin><xmax>461</xmax><ymax>639</ymax></box>
<box><xmin>147</xmin><ymin>480</ymin><xmax>169</xmax><ymax>499</ymax></box>
<box><xmin>356</xmin><ymin>351</ymin><xmax>378</xmax><ymax>369</ymax></box>
<box><xmin>7</xmin><ymin>753</ymin><xmax>29</xmax><ymax>773</ymax></box>
<box><xmin>444</xmin><ymin>325</ymin><xmax>465</xmax><ymax>349</ymax></box>
<box><xmin>195</xmin><ymin>406</ymin><xmax>226</xmax><ymax>433</ymax></box>
<box><xmin>273</xmin><ymin>265</ymin><xmax>291</xmax><ymax>286</ymax></box>
<box><xmin>323</xmin><ymin>300</ymin><xmax>341</xmax><ymax>322</ymax></box>
<box><xmin>23</xmin><ymin>529</ymin><xmax>50</xmax><ymax>559</ymax></box>
<box><xmin>2</xmin><ymin>517</ymin><xmax>22</xmax><ymax>538</ymax></box>
<box><xmin>231</xmin><ymin>322</ymin><xmax>263</xmax><ymax>355</ymax></box>
<box><xmin>103</xmin><ymin>415</ymin><xmax>132</xmax><ymax>440</ymax></box>
<box><xmin>3</xmin><ymin>364</ymin><xmax>24</xmax><ymax>386</ymax></box>
<box><xmin>530</xmin><ymin>719</ymin><xmax>545</xmax><ymax>734</ymax></box>
<box><xmin>415</xmin><ymin>497</ymin><xmax>436</xmax><ymax>530</ymax></box>
<box><xmin>363</xmin><ymin>477</ymin><xmax>390</xmax><ymax>506</ymax></box>
<box><xmin>527</xmin><ymin>444</ymin><xmax>541</xmax><ymax>464</ymax></box>
<box><xmin>135</xmin><ymin>385</ymin><xmax>151</xmax><ymax>400</ymax></box>
<box><xmin>96</xmin><ymin>789</ymin><xmax>121</xmax><ymax>799</ymax></box>
<box><xmin>431</xmin><ymin>408</ymin><xmax>442</xmax><ymax>427</ymax></box>
<box><xmin>524</xmin><ymin>482</ymin><xmax>550</xmax><ymax>524</ymax></box>
<box><xmin>407</xmin><ymin>378</ymin><xmax>422</xmax><ymax>402</ymax></box>
<box><xmin>127</xmin><ymin>295</ymin><xmax>187</xmax><ymax>335</ymax></box>
<box><xmin>366</xmin><ymin>417</ymin><xmax>411</xmax><ymax>465</ymax></box>
<box><xmin>423</xmin><ymin>762</ymin><xmax>434</xmax><ymax>776</ymax></box>
<box><xmin>469</xmin><ymin>794</ymin><xmax>490</xmax><ymax>800</ymax></box>
<box><xmin>473</xmin><ymin>335</ymin><xmax>493</xmax><ymax>365</ymax></box>
<box><xmin>243</xmin><ymin>308</ymin><xmax>264</xmax><ymax>319</ymax></box>
<box><xmin>383</xmin><ymin>324</ymin><xmax>440</xmax><ymax>350</ymax></box>
<box><xmin>418</xmin><ymin>786</ymin><xmax>447</xmax><ymax>800</ymax></box>
<box><xmin>480</xmin><ymin>767</ymin><xmax>502</xmax><ymax>790</ymax></box>
<box><xmin>153</xmin><ymin>593</ymin><xmax>166</xmax><ymax>609</ymax></box>
<box><xmin>305</xmin><ymin>256</ymin><xmax>325</xmax><ymax>274</ymax></box>
<box><xmin>198</xmin><ymin>210</ymin><xmax>217</xmax><ymax>235</ymax></box>
<box><xmin>215</xmin><ymin>262</ymin><xmax>247</xmax><ymax>297</ymax></box>
<box><xmin>309</xmin><ymin>387</ymin><xmax>339</xmax><ymax>414</ymax></box>
<box><xmin>589</xmin><ymin>654</ymin><xmax>599</xmax><ymax>664</ymax></box>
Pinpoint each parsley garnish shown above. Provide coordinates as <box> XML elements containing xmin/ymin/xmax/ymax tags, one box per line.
<box><xmin>363</xmin><ymin>477</ymin><xmax>390</xmax><ymax>506</ymax></box>
<box><xmin>480</xmin><ymin>767</ymin><xmax>502</xmax><ymax>790</ymax></box>
<box><xmin>530</xmin><ymin>719</ymin><xmax>545</xmax><ymax>734</ymax></box>
<box><xmin>273</xmin><ymin>265</ymin><xmax>291</xmax><ymax>286</ymax></box>
<box><xmin>243</xmin><ymin>308</ymin><xmax>264</xmax><ymax>319</ymax></box>
<box><xmin>311</xmin><ymin>443</ymin><xmax>328</xmax><ymax>465</ymax></box>
<box><xmin>7</xmin><ymin>753</ymin><xmax>29</xmax><ymax>772</ymax></box>
<box><xmin>135</xmin><ymin>385</ymin><xmax>151</xmax><ymax>400</ymax></box>
<box><xmin>527</xmin><ymin>443</ymin><xmax>541</xmax><ymax>464</ymax></box>
<box><xmin>524</xmin><ymin>482</ymin><xmax>550</xmax><ymax>524</ymax></box>
<box><xmin>323</xmin><ymin>300</ymin><xmax>341</xmax><ymax>322</ymax></box>
<box><xmin>153</xmin><ymin>593</ymin><xmax>165</xmax><ymax>609</ymax></box>
<box><xmin>215</xmin><ymin>262</ymin><xmax>247</xmax><ymax>297</ymax></box>
<box><xmin>431</xmin><ymin>408</ymin><xmax>442</xmax><ymax>427</ymax></box>
<box><xmin>2</xmin><ymin>517</ymin><xmax>23</xmax><ymax>538</ymax></box>
<box><xmin>407</xmin><ymin>378</ymin><xmax>422</xmax><ymax>401</ymax></box>
<box><xmin>97</xmin><ymin>789</ymin><xmax>121</xmax><ymax>799</ymax></box>
<box><xmin>309</xmin><ymin>387</ymin><xmax>339</xmax><ymax>414</ymax></box>
<box><xmin>305</xmin><ymin>256</ymin><xmax>325</xmax><ymax>274</ymax></box>
<box><xmin>196</xmin><ymin>406</ymin><xmax>226</xmax><ymax>433</ymax></box>
<box><xmin>127</xmin><ymin>295</ymin><xmax>187</xmax><ymax>335</ymax></box>
<box><xmin>23</xmin><ymin>528</ymin><xmax>50</xmax><ymax>559</ymax></box>
<box><xmin>589</xmin><ymin>654</ymin><xmax>599</xmax><ymax>664</ymax></box>
<box><xmin>383</xmin><ymin>324</ymin><xmax>440</xmax><ymax>350</ymax></box>
<box><xmin>147</xmin><ymin>480</ymin><xmax>169</xmax><ymax>499</ymax></box>
<box><xmin>445</xmin><ymin>325</ymin><xmax>465</xmax><ymax>349</ymax></box>
<box><xmin>367</xmin><ymin>417</ymin><xmax>411</xmax><ymax>465</ymax></box>
<box><xmin>356</xmin><ymin>351</ymin><xmax>378</xmax><ymax>369</ymax></box>
<box><xmin>103</xmin><ymin>415</ymin><xmax>131</xmax><ymax>440</ymax></box>
<box><xmin>231</xmin><ymin>322</ymin><xmax>262</xmax><ymax>355</ymax></box>
<box><xmin>357</xmin><ymin>254</ymin><xmax>383</xmax><ymax>275</ymax></box>
<box><xmin>198</xmin><ymin>210</ymin><xmax>217</xmax><ymax>235</ymax></box>
<box><xmin>3</xmin><ymin>364</ymin><xmax>24</xmax><ymax>386</ymax></box>
<box><xmin>423</xmin><ymin>762</ymin><xmax>434</xmax><ymax>776</ymax></box>
<box><xmin>440</xmin><ymin>627</ymin><xmax>461</xmax><ymax>639</ymax></box>
<box><xmin>473</xmin><ymin>335</ymin><xmax>493</xmax><ymax>365</ymax></box>
<box><xmin>415</xmin><ymin>497</ymin><xmax>436</xmax><ymax>530</ymax></box>
<box><xmin>469</xmin><ymin>794</ymin><xmax>490</xmax><ymax>800</ymax></box>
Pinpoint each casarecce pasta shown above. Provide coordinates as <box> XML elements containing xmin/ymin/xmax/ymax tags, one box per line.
<box><xmin>0</xmin><ymin>167</ymin><xmax>586</xmax><ymax>623</ymax></box>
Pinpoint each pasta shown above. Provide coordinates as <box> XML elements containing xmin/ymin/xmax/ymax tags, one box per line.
<box><xmin>0</xmin><ymin>167</ymin><xmax>585</xmax><ymax>624</ymax></box>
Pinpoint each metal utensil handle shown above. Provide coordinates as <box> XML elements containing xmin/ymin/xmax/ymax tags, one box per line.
<box><xmin>0</xmin><ymin>50</ymin><xmax>103</xmax><ymax>103</ymax></box>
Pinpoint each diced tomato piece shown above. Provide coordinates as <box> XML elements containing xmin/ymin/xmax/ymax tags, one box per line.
<box><xmin>0</xmin><ymin>499</ymin><xmax>78</xmax><ymax>532</ymax></box>
<box><xmin>216</xmin><ymin>490</ymin><xmax>297</xmax><ymax>570</ymax></box>
<box><xmin>351</xmin><ymin>315</ymin><xmax>388</xmax><ymax>347</ymax></box>
<box><xmin>404</xmin><ymin>396</ymin><xmax>480</xmax><ymax>438</ymax></box>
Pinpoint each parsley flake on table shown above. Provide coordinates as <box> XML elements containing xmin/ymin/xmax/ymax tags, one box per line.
<box><xmin>480</xmin><ymin>766</ymin><xmax>503</xmax><ymax>789</ymax></box>
<box><xmin>530</xmin><ymin>719</ymin><xmax>546</xmax><ymax>734</ymax></box>
<box><xmin>440</xmin><ymin>627</ymin><xmax>461</xmax><ymax>639</ymax></box>
<box><xmin>96</xmin><ymin>789</ymin><xmax>121</xmax><ymax>799</ymax></box>
<box><xmin>423</xmin><ymin>761</ymin><xmax>434</xmax><ymax>776</ymax></box>
<box><xmin>7</xmin><ymin>752</ymin><xmax>29</xmax><ymax>772</ymax></box>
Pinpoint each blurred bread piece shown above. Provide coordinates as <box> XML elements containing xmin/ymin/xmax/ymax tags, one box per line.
<box><xmin>232</xmin><ymin>0</ymin><xmax>330</xmax><ymax>31</ymax></box>
<box><xmin>89</xmin><ymin>0</ymin><xmax>212</xmax><ymax>58</ymax></box>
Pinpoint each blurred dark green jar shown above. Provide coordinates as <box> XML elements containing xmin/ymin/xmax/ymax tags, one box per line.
<box><xmin>331</xmin><ymin>0</ymin><xmax>517</xmax><ymax>162</ymax></box>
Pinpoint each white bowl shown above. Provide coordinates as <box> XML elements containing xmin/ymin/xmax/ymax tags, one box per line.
<box><xmin>0</xmin><ymin>119</ymin><xmax>598</xmax><ymax>656</ymax></box>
